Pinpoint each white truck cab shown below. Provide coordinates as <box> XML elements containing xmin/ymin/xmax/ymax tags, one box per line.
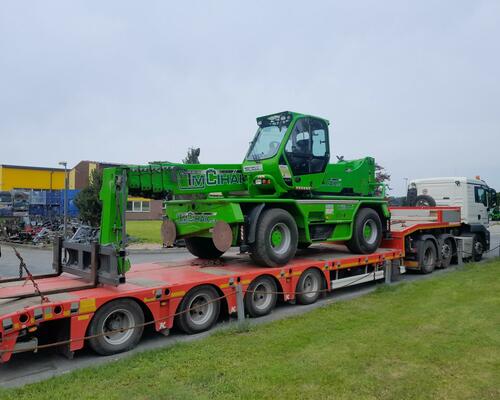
<box><xmin>408</xmin><ymin>177</ymin><xmax>497</xmax><ymax>260</ymax></box>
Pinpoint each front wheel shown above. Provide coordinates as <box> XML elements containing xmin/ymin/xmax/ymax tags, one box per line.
<box><xmin>250</xmin><ymin>208</ymin><xmax>298</xmax><ymax>267</ymax></box>
<box><xmin>346</xmin><ymin>208</ymin><xmax>383</xmax><ymax>254</ymax></box>
<box><xmin>185</xmin><ymin>237</ymin><xmax>224</xmax><ymax>259</ymax></box>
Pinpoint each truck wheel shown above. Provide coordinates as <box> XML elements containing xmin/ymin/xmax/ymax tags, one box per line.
<box><xmin>244</xmin><ymin>275</ymin><xmax>278</xmax><ymax>317</ymax></box>
<box><xmin>346</xmin><ymin>208</ymin><xmax>382</xmax><ymax>254</ymax></box>
<box><xmin>418</xmin><ymin>240</ymin><xmax>437</xmax><ymax>274</ymax></box>
<box><xmin>414</xmin><ymin>195</ymin><xmax>436</xmax><ymax>207</ymax></box>
<box><xmin>250</xmin><ymin>208</ymin><xmax>298</xmax><ymax>267</ymax></box>
<box><xmin>185</xmin><ymin>237</ymin><xmax>224</xmax><ymax>259</ymax></box>
<box><xmin>471</xmin><ymin>234</ymin><xmax>485</xmax><ymax>262</ymax></box>
<box><xmin>176</xmin><ymin>285</ymin><xmax>220</xmax><ymax>334</ymax></box>
<box><xmin>439</xmin><ymin>237</ymin><xmax>454</xmax><ymax>268</ymax></box>
<box><xmin>296</xmin><ymin>268</ymin><xmax>323</xmax><ymax>305</ymax></box>
<box><xmin>87</xmin><ymin>299</ymin><xmax>144</xmax><ymax>356</ymax></box>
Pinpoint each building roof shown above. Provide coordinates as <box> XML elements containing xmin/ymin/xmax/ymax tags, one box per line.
<box><xmin>0</xmin><ymin>164</ymin><xmax>65</xmax><ymax>172</ymax></box>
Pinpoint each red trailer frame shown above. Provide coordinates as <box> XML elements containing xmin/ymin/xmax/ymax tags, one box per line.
<box><xmin>0</xmin><ymin>206</ymin><xmax>461</xmax><ymax>364</ymax></box>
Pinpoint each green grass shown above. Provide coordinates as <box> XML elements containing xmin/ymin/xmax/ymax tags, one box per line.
<box><xmin>2</xmin><ymin>260</ymin><xmax>500</xmax><ymax>400</ymax></box>
<box><xmin>126</xmin><ymin>220</ymin><xmax>162</xmax><ymax>243</ymax></box>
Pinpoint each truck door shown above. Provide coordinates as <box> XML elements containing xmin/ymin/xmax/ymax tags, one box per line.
<box><xmin>284</xmin><ymin>117</ymin><xmax>329</xmax><ymax>188</ymax></box>
<box><xmin>472</xmin><ymin>185</ymin><xmax>489</xmax><ymax>226</ymax></box>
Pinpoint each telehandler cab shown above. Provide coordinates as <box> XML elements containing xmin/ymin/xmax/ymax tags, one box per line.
<box><xmin>98</xmin><ymin>111</ymin><xmax>389</xmax><ymax>275</ymax></box>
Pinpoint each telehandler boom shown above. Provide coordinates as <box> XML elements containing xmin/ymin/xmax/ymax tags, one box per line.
<box><xmin>99</xmin><ymin>111</ymin><xmax>389</xmax><ymax>275</ymax></box>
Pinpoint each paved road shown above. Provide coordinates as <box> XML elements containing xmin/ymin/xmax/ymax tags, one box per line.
<box><xmin>1</xmin><ymin>226</ymin><xmax>499</xmax><ymax>388</ymax></box>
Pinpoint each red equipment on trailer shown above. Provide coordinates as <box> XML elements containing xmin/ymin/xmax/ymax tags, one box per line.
<box><xmin>0</xmin><ymin>206</ymin><xmax>464</xmax><ymax>364</ymax></box>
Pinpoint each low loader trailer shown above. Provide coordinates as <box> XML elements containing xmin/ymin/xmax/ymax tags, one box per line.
<box><xmin>0</xmin><ymin>206</ymin><xmax>470</xmax><ymax>364</ymax></box>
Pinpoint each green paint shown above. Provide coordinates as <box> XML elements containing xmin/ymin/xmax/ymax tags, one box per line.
<box><xmin>98</xmin><ymin>111</ymin><xmax>390</xmax><ymax>271</ymax></box>
<box><xmin>271</xmin><ymin>228</ymin><xmax>283</xmax><ymax>247</ymax></box>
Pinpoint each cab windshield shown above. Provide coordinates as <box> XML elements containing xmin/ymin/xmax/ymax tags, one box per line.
<box><xmin>246</xmin><ymin>113</ymin><xmax>291</xmax><ymax>161</ymax></box>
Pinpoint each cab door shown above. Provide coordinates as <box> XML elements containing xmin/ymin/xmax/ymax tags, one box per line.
<box><xmin>283</xmin><ymin>117</ymin><xmax>330</xmax><ymax>189</ymax></box>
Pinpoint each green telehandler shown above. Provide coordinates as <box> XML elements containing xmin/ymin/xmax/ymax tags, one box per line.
<box><xmin>99</xmin><ymin>111</ymin><xmax>389</xmax><ymax>276</ymax></box>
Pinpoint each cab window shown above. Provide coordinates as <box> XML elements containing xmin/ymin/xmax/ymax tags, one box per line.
<box><xmin>284</xmin><ymin>117</ymin><xmax>329</xmax><ymax>176</ymax></box>
<box><xmin>474</xmin><ymin>186</ymin><xmax>487</xmax><ymax>207</ymax></box>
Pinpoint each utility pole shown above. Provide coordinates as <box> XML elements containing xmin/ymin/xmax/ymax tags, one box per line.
<box><xmin>59</xmin><ymin>161</ymin><xmax>68</xmax><ymax>238</ymax></box>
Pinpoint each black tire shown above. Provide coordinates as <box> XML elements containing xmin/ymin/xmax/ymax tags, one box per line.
<box><xmin>185</xmin><ymin>237</ymin><xmax>224</xmax><ymax>259</ymax></box>
<box><xmin>296</xmin><ymin>268</ymin><xmax>323</xmax><ymax>305</ymax></box>
<box><xmin>463</xmin><ymin>233</ymin><xmax>486</xmax><ymax>262</ymax></box>
<box><xmin>176</xmin><ymin>285</ymin><xmax>220</xmax><ymax>334</ymax></box>
<box><xmin>414</xmin><ymin>195</ymin><xmax>436</xmax><ymax>207</ymax></box>
<box><xmin>87</xmin><ymin>299</ymin><xmax>144</xmax><ymax>356</ymax></box>
<box><xmin>346</xmin><ymin>208</ymin><xmax>383</xmax><ymax>254</ymax></box>
<box><xmin>244</xmin><ymin>275</ymin><xmax>278</xmax><ymax>317</ymax></box>
<box><xmin>438</xmin><ymin>237</ymin><xmax>454</xmax><ymax>268</ymax></box>
<box><xmin>418</xmin><ymin>240</ymin><xmax>437</xmax><ymax>274</ymax></box>
<box><xmin>250</xmin><ymin>208</ymin><xmax>298</xmax><ymax>267</ymax></box>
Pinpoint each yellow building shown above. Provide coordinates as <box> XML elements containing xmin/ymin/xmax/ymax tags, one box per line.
<box><xmin>0</xmin><ymin>164</ymin><xmax>66</xmax><ymax>191</ymax></box>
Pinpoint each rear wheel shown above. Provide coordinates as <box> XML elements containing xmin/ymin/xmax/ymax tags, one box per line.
<box><xmin>244</xmin><ymin>276</ymin><xmax>278</xmax><ymax>317</ymax></box>
<box><xmin>296</xmin><ymin>268</ymin><xmax>323</xmax><ymax>305</ymax></box>
<box><xmin>185</xmin><ymin>237</ymin><xmax>224</xmax><ymax>259</ymax></box>
<box><xmin>87</xmin><ymin>299</ymin><xmax>144</xmax><ymax>356</ymax></box>
<box><xmin>250</xmin><ymin>208</ymin><xmax>298</xmax><ymax>267</ymax></box>
<box><xmin>346</xmin><ymin>208</ymin><xmax>382</xmax><ymax>254</ymax></box>
<box><xmin>176</xmin><ymin>285</ymin><xmax>220</xmax><ymax>334</ymax></box>
<box><xmin>418</xmin><ymin>240</ymin><xmax>437</xmax><ymax>274</ymax></box>
<box><xmin>439</xmin><ymin>237</ymin><xmax>454</xmax><ymax>268</ymax></box>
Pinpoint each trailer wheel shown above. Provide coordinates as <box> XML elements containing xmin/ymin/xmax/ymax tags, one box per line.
<box><xmin>296</xmin><ymin>268</ymin><xmax>323</xmax><ymax>305</ymax></box>
<box><xmin>244</xmin><ymin>275</ymin><xmax>278</xmax><ymax>317</ymax></box>
<box><xmin>185</xmin><ymin>237</ymin><xmax>224</xmax><ymax>259</ymax></box>
<box><xmin>418</xmin><ymin>240</ymin><xmax>437</xmax><ymax>274</ymax></box>
<box><xmin>87</xmin><ymin>299</ymin><xmax>144</xmax><ymax>356</ymax></box>
<box><xmin>176</xmin><ymin>285</ymin><xmax>220</xmax><ymax>334</ymax></box>
<box><xmin>250</xmin><ymin>208</ymin><xmax>298</xmax><ymax>267</ymax></box>
<box><xmin>346</xmin><ymin>208</ymin><xmax>382</xmax><ymax>254</ymax></box>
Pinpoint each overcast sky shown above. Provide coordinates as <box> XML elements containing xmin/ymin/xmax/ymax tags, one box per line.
<box><xmin>1</xmin><ymin>1</ymin><xmax>499</xmax><ymax>195</ymax></box>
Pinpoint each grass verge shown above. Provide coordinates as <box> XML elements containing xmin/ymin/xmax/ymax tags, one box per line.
<box><xmin>126</xmin><ymin>220</ymin><xmax>162</xmax><ymax>243</ymax></box>
<box><xmin>2</xmin><ymin>260</ymin><xmax>500</xmax><ymax>399</ymax></box>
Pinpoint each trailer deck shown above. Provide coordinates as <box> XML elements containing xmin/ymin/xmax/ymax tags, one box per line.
<box><xmin>0</xmin><ymin>206</ymin><xmax>462</xmax><ymax>364</ymax></box>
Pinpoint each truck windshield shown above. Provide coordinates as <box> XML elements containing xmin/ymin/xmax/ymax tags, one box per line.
<box><xmin>246</xmin><ymin>114</ymin><xmax>291</xmax><ymax>161</ymax></box>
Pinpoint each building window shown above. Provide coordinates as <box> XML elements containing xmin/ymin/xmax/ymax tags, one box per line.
<box><xmin>126</xmin><ymin>200</ymin><xmax>151</xmax><ymax>212</ymax></box>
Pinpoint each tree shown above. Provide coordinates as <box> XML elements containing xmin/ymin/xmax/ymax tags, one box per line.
<box><xmin>74</xmin><ymin>169</ymin><xmax>103</xmax><ymax>227</ymax></box>
<box><xmin>375</xmin><ymin>163</ymin><xmax>391</xmax><ymax>184</ymax></box>
<box><xmin>183</xmin><ymin>147</ymin><xmax>200</xmax><ymax>164</ymax></box>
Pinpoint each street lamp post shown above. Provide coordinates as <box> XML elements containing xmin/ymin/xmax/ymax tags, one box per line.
<box><xmin>59</xmin><ymin>162</ymin><xmax>68</xmax><ymax>238</ymax></box>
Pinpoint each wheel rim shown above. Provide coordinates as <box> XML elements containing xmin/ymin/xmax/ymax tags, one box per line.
<box><xmin>269</xmin><ymin>223</ymin><xmax>291</xmax><ymax>255</ymax></box>
<box><xmin>474</xmin><ymin>240</ymin><xmax>484</xmax><ymax>255</ymax></box>
<box><xmin>442</xmin><ymin>241</ymin><xmax>452</xmax><ymax>260</ymax></box>
<box><xmin>252</xmin><ymin>280</ymin><xmax>274</xmax><ymax>311</ymax></box>
<box><xmin>102</xmin><ymin>309</ymin><xmax>135</xmax><ymax>346</ymax></box>
<box><xmin>301</xmin><ymin>271</ymin><xmax>319</xmax><ymax>299</ymax></box>
<box><xmin>362</xmin><ymin>219</ymin><xmax>378</xmax><ymax>245</ymax></box>
<box><xmin>188</xmin><ymin>293</ymin><xmax>214</xmax><ymax>326</ymax></box>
